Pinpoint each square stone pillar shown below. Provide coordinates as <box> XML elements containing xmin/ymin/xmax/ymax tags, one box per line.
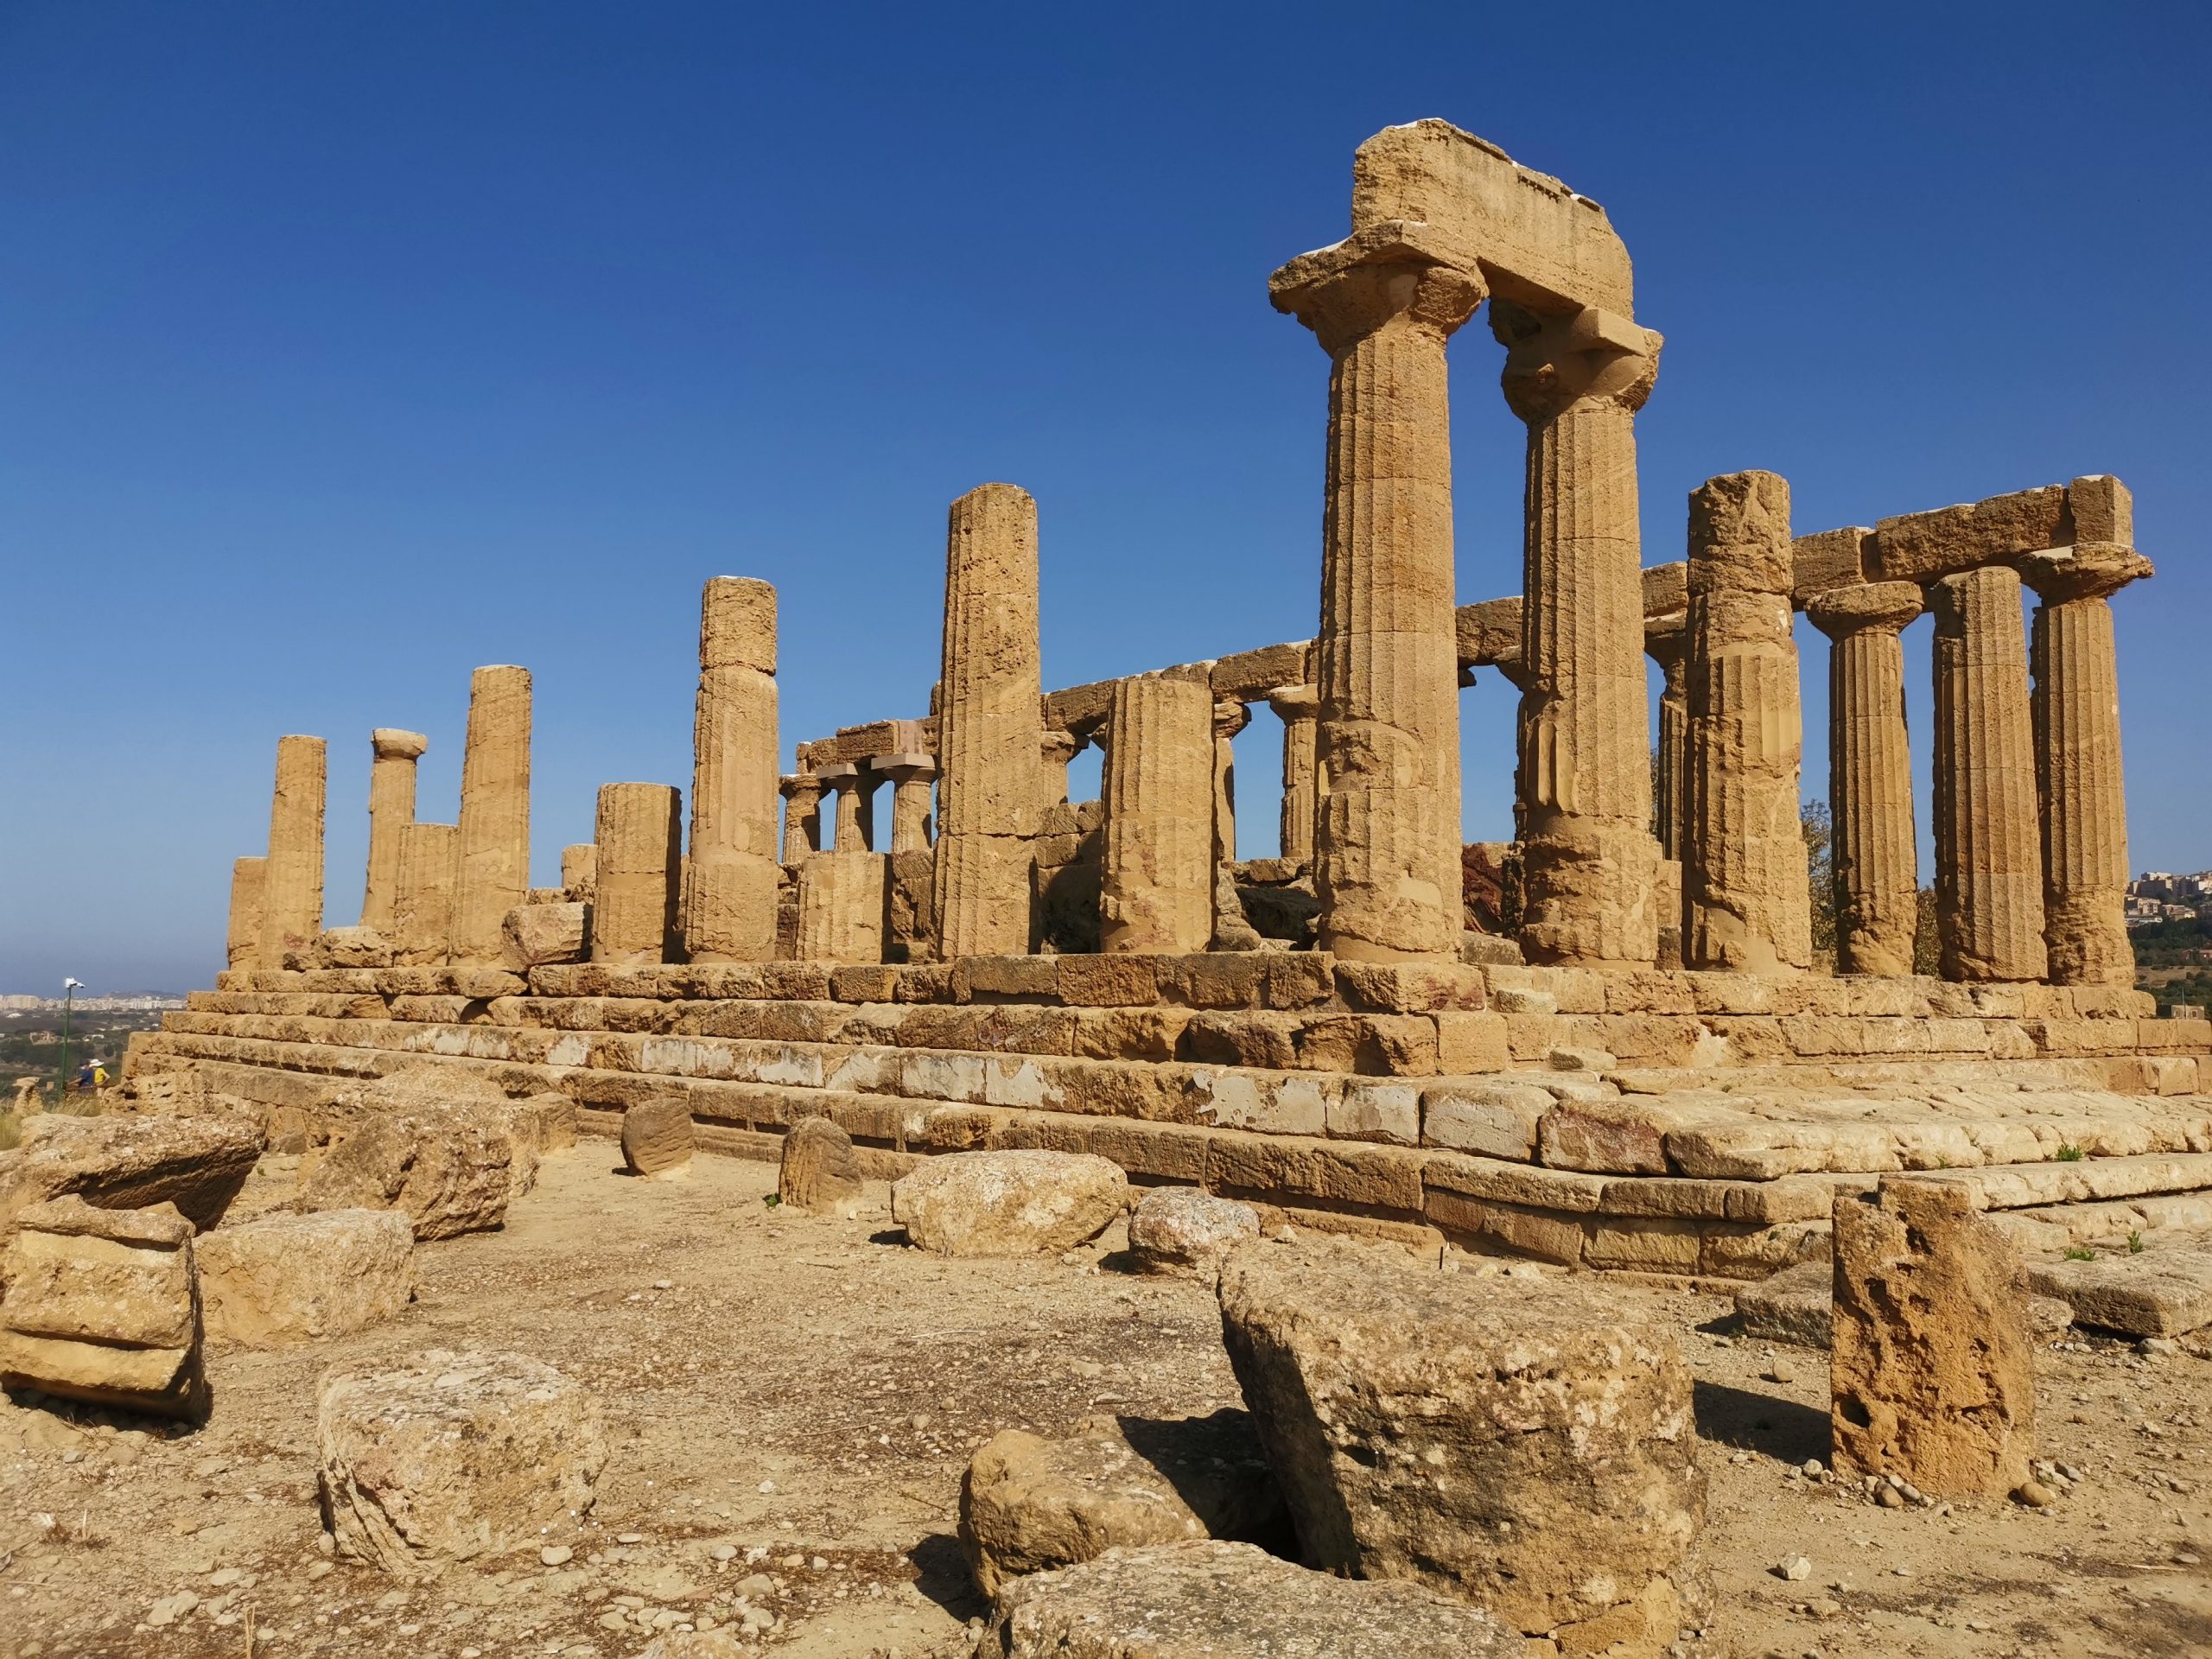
<box><xmin>1265</xmin><ymin>683</ymin><xmax>1321</xmax><ymax>867</ymax></box>
<box><xmin>226</xmin><ymin>856</ymin><xmax>266</xmax><ymax>971</ymax></box>
<box><xmin>593</xmin><ymin>784</ymin><xmax>682</xmax><ymax>963</ymax></box>
<box><xmin>1271</xmin><ymin>223</ymin><xmax>1484</xmax><ymax>962</ymax></box>
<box><xmin>452</xmin><ymin>665</ymin><xmax>531</xmax><ymax>964</ymax></box>
<box><xmin>779</xmin><ymin>773</ymin><xmax>824</xmax><ymax>863</ymax></box>
<box><xmin>259</xmin><ymin>734</ymin><xmax>326</xmax><ymax>968</ymax></box>
<box><xmin>1099</xmin><ymin>675</ymin><xmax>1214</xmax><ymax>953</ymax></box>
<box><xmin>360</xmin><ymin>729</ymin><xmax>427</xmax><ymax>933</ymax></box>
<box><xmin>392</xmin><ymin>822</ymin><xmax>460</xmax><ymax>963</ymax></box>
<box><xmin>931</xmin><ymin>483</ymin><xmax>1045</xmax><ymax>957</ymax></box>
<box><xmin>683</xmin><ymin>575</ymin><xmax>781</xmax><ymax>963</ymax></box>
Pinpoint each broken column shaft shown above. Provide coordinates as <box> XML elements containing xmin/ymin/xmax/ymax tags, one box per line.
<box><xmin>593</xmin><ymin>783</ymin><xmax>682</xmax><ymax>963</ymax></box>
<box><xmin>779</xmin><ymin>773</ymin><xmax>824</xmax><ymax>863</ymax></box>
<box><xmin>360</xmin><ymin>729</ymin><xmax>427</xmax><ymax>933</ymax></box>
<box><xmin>259</xmin><ymin>734</ymin><xmax>327</xmax><ymax>967</ymax></box>
<box><xmin>452</xmin><ymin>665</ymin><xmax>532</xmax><ymax>964</ymax></box>
<box><xmin>226</xmin><ymin>856</ymin><xmax>266</xmax><ymax>971</ymax></box>
<box><xmin>392</xmin><ymin>822</ymin><xmax>459</xmax><ymax>962</ymax></box>
<box><xmin>1266</xmin><ymin>683</ymin><xmax>1321</xmax><ymax>867</ymax></box>
<box><xmin>683</xmin><ymin>575</ymin><xmax>781</xmax><ymax>963</ymax></box>
<box><xmin>1099</xmin><ymin>675</ymin><xmax>1215</xmax><ymax>954</ymax></box>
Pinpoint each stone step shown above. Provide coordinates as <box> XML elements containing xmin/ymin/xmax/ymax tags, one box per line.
<box><xmin>2023</xmin><ymin>1245</ymin><xmax>2212</xmax><ymax>1338</ymax></box>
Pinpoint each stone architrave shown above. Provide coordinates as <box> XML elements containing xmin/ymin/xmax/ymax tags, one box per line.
<box><xmin>560</xmin><ymin>842</ymin><xmax>597</xmax><ymax>905</ymax></box>
<box><xmin>1644</xmin><ymin>620</ymin><xmax>1688</xmax><ymax>861</ymax></box>
<box><xmin>452</xmin><ymin>665</ymin><xmax>532</xmax><ymax>964</ymax></box>
<box><xmin>1496</xmin><ymin>302</ymin><xmax>1664</xmax><ymax>967</ymax></box>
<box><xmin>779</xmin><ymin>773</ymin><xmax>824</xmax><ymax>863</ymax></box>
<box><xmin>1099</xmin><ymin>676</ymin><xmax>1214</xmax><ymax>954</ymax></box>
<box><xmin>1929</xmin><ymin>568</ymin><xmax>2046</xmax><ymax>982</ymax></box>
<box><xmin>2021</xmin><ymin>543</ymin><xmax>2152</xmax><ymax>988</ymax></box>
<box><xmin>361</xmin><ymin>729</ymin><xmax>428</xmax><ymax>932</ymax></box>
<box><xmin>260</xmin><ymin>734</ymin><xmax>327</xmax><ymax>967</ymax></box>
<box><xmin>817</xmin><ymin>763</ymin><xmax>865</xmax><ymax>853</ymax></box>
<box><xmin>1682</xmin><ymin>471</ymin><xmax>1810</xmax><ymax>976</ymax></box>
<box><xmin>226</xmin><ymin>856</ymin><xmax>267</xmax><ymax>970</ymax></box>
<box><xmin>1808</xmin><ymin>582</ymin><xmax>1924</xmax><ymax>976</ymax></box>
<box><xmin>1270</xmin><ymin>223</ymin><xmax>1484</xmax><ymax>963</ymax></box>
<box><xmin>392</xmin><ymin>823</ymin><xmax>460</xmax><ymax>963</ymax></box>
<box><xmin>797</xmin><ymin>851</ymin><xmax>887</xmax><ymax>963</ymax></box>
<box><xmin>683</xmin><ymin>575</ymin><xmax>781</xmax><ymax>963</ymax></box>
<box><xmin>1265</xmin><ymin>683</ymin><xmax>1321</xmax><ymax>866</ymax></box>
<box><xmin>1041</xmin><ymin>728</ymin><xmax>1078</xmax><ymax>810</ymax></box>
<box><xmin>932</xmin><ymin>483</ymin><xmax>1045</xmax><ymax>957</ymax></box>
<box><xmin>592</xmin><ymin>785</ymin><xmax>682</xmax><ymax>963</ymax></box>
<box><xmin>874</xmin><ymin>753</ymin><xmax>938</xmax><ymax>852</ymax></box>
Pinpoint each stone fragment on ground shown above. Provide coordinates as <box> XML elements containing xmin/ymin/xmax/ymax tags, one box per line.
<box><xmin>2024</xmin><ymin>1245</ymin><xmax>2212</xmax><ymax>1337</ymax></box>
<box><xmin>1831</xmin><ymin>1178</ymin><xmax>2036</xmax><ymax>1497</ymax></box>
<box><xmin>196</xmin><ymin>1207</ymin><xmax>415</xmax><ymax>1348</ymax></box>
<box><xmin>977</xmin><ymin>1540</ymin><xmax>1527</xmax><ymax>1658</ymax></box>
<box><xmin>632</xmin><ymin>1632</ymin><xmax>743</xmax><ymax>1658</ymax></box>
<box><xmin>0</xmin><ymin>1195</ymin><xmax>205</xmax><ymax>1418</ymax></box>
<box><xmin>0</xmin><ymin>1109</ymin><xmax>263</xmax><ymax>1233</ymax></box>
<box><xmin>959</xmin><ymin>1409</ymin><xmax>1287</xmax><ymax>1596</ymax></box>
<box><xmin>1217</xmin><ymin>1237</ymin><xmax>1705</xmax><ymax>1652</ymax></box>
<box><xmin>779</xmin><ymin>1116</ymin><xmax>863</xmax><ymax>1217</ymax></box>
<box><xmin>299</xmin><ymin>1073</ymin><xmax>518</xmax><ymax>1239</ymax></box>
<box><xmin>1738</xmin><ymin>1256</ymin><xmax>2072</xmax><ymax>1349</ymax></box>
<box><xmin>1126</xmin><ymin>1187</ymin><xmax>1259</xmax><ymax>1279</ymax></box>
<box><xmin>893</xmin><ymin>1150</ymin><xmax>1128</xmax><ymax>1257</ymax></box>
<box><xmin>622</xmin><ymin>1098</ymin><xmax>696</xmax><ymax>1179</ymax></box>
<box><xmin>316</xmin><ymin>1347</ymin><xmax>607</xmax><ymax>1579</ymax></box>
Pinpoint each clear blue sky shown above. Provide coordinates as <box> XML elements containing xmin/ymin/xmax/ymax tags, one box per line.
<box><xmin>3</xmin><ymin>2</ymin><xmax>2206</xmax><ymax>994</ymax></box>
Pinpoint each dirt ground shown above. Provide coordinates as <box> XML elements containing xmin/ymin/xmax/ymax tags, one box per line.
<box><xmin>2</xmin><ymin>1145</ymin><xmax>2208</xmax><ymax>1659</ymax></box>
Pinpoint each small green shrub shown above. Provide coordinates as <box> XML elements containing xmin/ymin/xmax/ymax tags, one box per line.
<box><xmin>2056</xmin><ymin>1144</ymin><xmax>2085</xmax><ymax>1162</ymax></box>
<box><xmin>2063</xmin><ymin>1245</ymin><xmax>2097</xmax><ymax>1262</ymax></box>
<box><xmin>2129</xmin><ymin>1230</ymin><xmax>2146</xmax><ymax>1255</ymax></box>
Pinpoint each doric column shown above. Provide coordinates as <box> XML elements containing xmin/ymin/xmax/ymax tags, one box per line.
<box><xmin>1930</xmin><ymin>566</ymin><xmax>2046</xmax><ymax>982</ymax></box>
<box><xmin>226</xmin><ymin>856</ymin><xmax>266</xmax><ymax>970</ymax></box>
<box><xmin>1211</xmin><ymin>700</ymin><xmax>1250</xmax><ymax>868</ymax></box>
<box><xmin>932</xmin><ymin>482</ymin><xmax>1044</xmax><ymax>957</ymax></box>
<box><xmin>1270</xmin><ymin>223</ymin><xmax>1484</xmax><ymax>962</ymax></box>
<box><xmin>1643</xmin><ymin>621</ymin><xmax>1688</xmax><ymax>862</ymax></box>
<box><xmin>259</xmin><ymin>734</ymin><xmax>327</xmax><ymax>967</ymax></box>
<box><xmin>1265</xmin><ymin>683</ymin><xmax>1321</xmax><ymax>866</ymax></box>
<box><xmin>361</xmin><ymin>729</ymin><xmax>427</xmax><ymax>932</ymax></box>
<box><xmin>779</xmin><ymin>773</ymin><xmax>824</xmax><ymax>862</ymax></box>
<box><xmin>593</xmin><ymin>783</ymin><xmax>682</xmax><ymax>963</ymax></box>
<box><xmin>683</xmin><ymin>575</ymin><xmax>781</xmax><ymax>963</ymax></box>
<box><xmin>393</xmin><ymin>823</ymin><xmax>460</xmax><ymax>962</ymax></box>
<box><xmin>1099</xmin><ymin>675</ymin><xmax>1214</xmax><ymax>953</ymax></box>
<box><xmin>1040</xmin><ymin>729</ymin><xmax>1078</xmax><ymax>810</ymax></box>
<box><xmin>1489</xmin><ymin>648</ymin><xmax>1535</xmax><ymax>843</ymax></box>
<box><xmin>2021</xmin><ymin>543</ymin><xmax>2152</xmax><ymax>987</ymax></box>
<box><xmin>1808</xmin><ymin>582</ymin><xmax>1924</xmax><ymax>976</ymax></box>
<box><xmin>1682</xmin><ymin>471</ymin><xmax>1810</xmax><ymax>976</ymax></box>
<box><xmin>453</xmin><ymin>664</ymin><xmax>531</xmax><ymax>964</ymax></box>
<box><xmin>797</xmin><ymin>853</ymin><xmax>887</xmax><ymax>963</ymax></box>
<box><xmin>817</xmin><ymin>764</ymin><xmax>866</xmax><ymax>853</ymax></box>
<box><xmin>1495</xmin><ymin>301</ymin><xmax>1664</xmax><ymax>966</ymax></box>
<box><xmin>561</xmin><ymin>842</ymin><xmax>597</xmax><ymax>906</ymax></box>
<box><xmin>874</xmin><ymin>753</ymin><xmax>938</xmax><ymax>852</ymax></box>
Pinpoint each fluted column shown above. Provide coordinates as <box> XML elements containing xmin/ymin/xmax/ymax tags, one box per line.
<box><xmin>1496</xmin><ymin>302</ymin><xmax>1664</xmax><ymax>966</ymax></box>
<box><xmin>779</xmin><ymin>773</ymin><xmax>824</xmax><ymax>863</ymax></box>
<box><xmin>1099</xmin><ymin>676</ymin><xmax>1214</xmax><ymax>953</ymax></box>
<box><xmin>2022</xmin><ymin>543</ymin><xmax>2152</xmax><ymax>987</ymax></box>
<box><xmin>361</xmin><ymin>729</ymin><xmax>427</xmax><ymax>932</ymax></box>
<box><xmin>1930</xmin><ymin>567</ymin><xmax>2046</xmax><ymax>982</ymax></box>
<box><xmin>797</xmin><ymin>852</ymin><xmax>887</xmax><ymax>962</ymax></box>
<box><xmin>259</xmin><ymin>734</ymin><xmax>327</xmax><ymax>967</ymax></box>
<box><xmin>1808</xmin><ymin>583</ymin><xmax>1923</xmax><ymax>976</ymax></box>
<box><xmin>1682</xmin><ymin>472</ymin><xmax>1810</xmax><ymax>975</ymax></box>
<box><xmin>817</xmin><ymin>764</ymin><xmax>865</xmax><ymax>853</ymax></box>
<box><xmin>1266</xmin><ymin>683</ymin><xmax>1321</xmax><ymax>865</ymax></box>
<box><xmin>1270</xmin><ymin>223</ymin><xmax>1484</xmax><ymax>962</ymax></box>
<box><xmin>1644</xmin><ymin>622</ymin><xmax>1688</xmax><ymax>861</ymax></box>
<box><xmin>874</xmin><ymin>753</ymin><xmax>938</xmax><ymax>852</ymax></box>
<box><xmin>226</xmin><ymin>856</ymin><xmax>266</xmax><ymax>970</ymax></box>
<box><xmin>1040</xmin><ymin>729</ymin><xmax>1078</xmax><ymax>810</ymax></box>
<box><xmin>594</xmin><ymin>783</ymin><xmax>683</xmax><ymax>963</ymax></box>
<box><xmin>453</xmin><ymin>664</ymin><xmax>531</xmax><ymax>963</ymax></box>
<box><xmin>1211</xmin><ymin>700</ymin><xmax>1249</xmax><ymax>867</ymax></box>
<box><xmin>393</xmin><ymin>822</ymin><xmax>460</xmax><ymax>962</ymax></box>
<box><xmin>932</xmin><ymin>483</ymin><xmax>1045</xmax><ymax>957</ymax></box>
<box><xmin>683</xmin><ymin>576</ymin><xmax>781</xmax><ymax>962</ymax></box>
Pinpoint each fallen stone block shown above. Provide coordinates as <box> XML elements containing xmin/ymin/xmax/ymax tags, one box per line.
<box><xmin>503</xmin><ymin>901</ymin><xmax>590</xmax><ymax>969</ymax></box>
<box><xmin>0</xmin><ymin>1197</ymin><xmax>205</xmax><ymax>1419</ymax></box>
<box><xmin>318</xmin><ymin>926</ymin><xmax>393</xmax><ymax>969</ymax></box>
<box><xmin>893</xmin><ymin>1151</ymin><xmax>1128</xmax><ymax>1257</ymax></box>
<box><xmin>980</xmin><ymin>1540</ymin><xmax>1526</xmax><ymax>1658</ymax></box>
<box><xmin>1739</xmin><ymin>1257</ymin><xmax>2073</xmax><ymax>1351</ymax></box>
<box><xmin>1126</xmin><ymin>1187</ymin><xmax>1258</xmax><ymax>1279</ymax></box>
<box><xmin>2024</xmin><ymin>1245</ymin><xmax>2212</xmax><ymax>1337</ymax></box>
<box><xmin>1</xmin><ymin>1111</ymin><xmax>264</xmax><ymax>1234</ymax></box>
<box><xmin>300</xmin><ymin>1075</ymin><xmax>518</xmax><ymax>1240</ymax></box>
<box><xmin>960</xmin><ymin>1410</ymin><xmax>1287</xmax><ymax>1596</ymax></box>
<box><xmin>778</xmin><ymin>1116</ymin><xmax>863</xmax><ymax>1217</ymax></box>
<box><xmin>198</xmin><ymin>1208</ymin><xmax>415</xmax><ymax>1349</ymax></box>
<box><xmin>316</xmin><ymin>1348</ymin><xmax>607</xmax><ymax>1579</ymax></box>
<box><xmin>1218</xmin><ymin>1237</ymin><xmax>1705</xmax><ymax>1652</ymax></box>
<box><xmin>632</xmin><ymin>1634</ymin><xmax>744</xmax><ymax>1659</ymax></box>
<box><xmin>621</xmin><ymin>1098</ymin><xmax>695</xmax><ymax>1179</ymax></box>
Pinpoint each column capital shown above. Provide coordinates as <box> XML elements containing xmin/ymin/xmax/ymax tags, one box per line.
<box><xmin>869</xmin><ymin>750</ymin><xmax>938</xmax><ymax>785</ymax></box>
<box><xmin>1492</xmin><ymin>300</ymin><xmax>1662</xmax><ymax>424</ymax></box>
<box><xmin>372</xmin><ymin>728</ymin><xmax>429</xmax><ymax>761</ymax></box>
<box><xmin>1040</xmin><ymin>728</ymin><xmax>1079</xmax><ymax>766</ymax></box>
<box><xmin>2018</xmin><ymin>543</ymin><xmax>2154</xmax><ymax>604</ymax></box>
<box><xmin>815</xmin><ymin>762</ymin><xmax>861</xmax><ymax>790</ymax></box>
<box><xmin>1642</xmin><ymin>613</ymin><xmax>1688</xmax><ymax>671</ymax></box>
<box><xmin>1807</xmin><ymin>581</ymin><xmax>1926</xmax><ymax>640</ymax></box>
<box><xmin>1212</xmin><ymin>699</ymin><xmax>1252</xmax><ymax>741</ymax></box>
<box><xmin>1269</xmin><ymin>220</ymin><xmax>1486</xmax><ymax>358</ymax></box>
<box><xmin>779</xmin><ymin>772</ymin><xmax>823</xmax><ymax>801</ymax></box>
<box><xmin>1265</xmin><ymin>683</ymin><xmax>1320</xmax><ymax>721</ymax></box>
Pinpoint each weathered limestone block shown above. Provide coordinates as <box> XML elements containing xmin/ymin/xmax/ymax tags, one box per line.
<box><xmin>778</xmin><ymin>1116</ymin><xmax>863</xmax><ymax>1217</ymax></box>
<box><xmin>0</xmin><ymin>1111</ymin><xmax>263</xmax><ymax>1234</ymax></box>
<box><xmin>362</xmin><ymin>728</ymin><xmax>428</xmax><ymax>931</ymax></box>
<box><xmin>779</xmin><ymin>772</ymin><xmax>825</xmax><ymax>862</ymax></box>
<box><xmin>981</xmin><ymin>1539</ymin><xmax>1526</xmax><ymax>1659</ymax></box>
<box><xmin>593</xmin><ymin>783</ymin><xmax>682</xmax><ymax>963</ymax></box>
<box><xmin>1127</xmin><ymin>1186</ymin><xmax>1260</xmax><ymax>1279</ymax></box>
<box><xmin>0</xmin><ymin>1197</ymin><xmax>205</xmax><ymax>1419</ymax></box>
<box><xmin>2024</xmin><ymin>1245</ymin><xmax>2212</xmax><ymax>1337</ymax></box>
<box><xmin>226</xmin><ymin>855</ymin><xmax>267</xmax><ymax>970</ymax></box>
<box><xmin>299</xmin><ymin>1077</ymin><xmax>518</xmax><ymax>1239</ymax></box>
<box><xmin>684</xmin><ymin>575</ymin><xmax>782</xmax><ymax>962</ymax></box>
<box><xmin>502</xmin><ymin>899</ymin><xmax>589</xmax><ymax>968</ymax></box>
<box><xmin>1099</xmin><ymin>675</ymin><xmax>1214</xmax><ymax>955</ymax></box>
<box><xmin>1740</xmin><ymin>1258</ymin><xmax>2071</xmax><ymax>1351</ymax></box>
<box><xmin>1808</xmin><ymin>583</ymin><xmax>1923</xmax><ymax>976</ymax></box>
<box><xmin>1683</xmin><ymin>470</ymin><xmax>1810</xmax><ymax>975</ymax></box>
<box><xmin>1872</xmin><ymin>484</ymin><xmax>2069</xmax><ymax>584</ymax></box>
<box><xmin>561</xmin><ymin>842</ymin><xmax>598</xmax><ymax>905</ymax></box>
<box><xmin>392</xmin><ymin>821</ymin><xmax>460</xmax><ymax>963</ymax></box>
<box><xmin>797</xmin><ymin>849</ymin><xmax>888</xmax><ymax>962</ymax></box>
<box><xmin>893</xmin><ymin>1151</ymin><xmax>1128</xmax><ymax>1257</ymax></box>
<box><xmin>1830</xmin><ymin>1179</ymin><xmax>2036</xmax><ymax>1497</ymax></box>
<box><xmin>260</xmin><ymin>734</ymin><xmax>327</xmax><ymax>968</ymax></box>
<box><xmin>453</xmin><ymin>665</ymin><xmax>533</xmax><ymax>964</ymax></box>
<box><xmin>1272</xmin><ymin>224</ymin><xmax>1480</xmax><ymax>963</ymax></box>
<box><xmin>198</xmin><ymin>1208</ymin><xmax>415</xmax><ymax>1348</ymax></box>
<box><xmin>934</xmin><ymin>482</ymin><xmax>1044</xmax><ymax>957</ymax></box>
<box><xmin>960</xmin><ymin>1411</ymin><xmax>1287</xmax><ymax>1597</ymax></box>
<box><xmin>620</xmin><ymin>1097</ymin><xmax>694</xmax><ymax>1179</ymax></box>
<box><xmin>316</xmin><ymin>1348</ymin><xmax>607</xmax><ymax>1579</ymax></box>
<box><xmin>1218</xmin><ymin>1239</ymin><xmax>1706</xmax><ymax>1652</ymax></box>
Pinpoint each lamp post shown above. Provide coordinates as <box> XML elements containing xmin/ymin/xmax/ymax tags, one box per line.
<box><xmin>57</xmin><ymin>977</ymin><xmax>83</xmax><ymax>1104</ymax></box>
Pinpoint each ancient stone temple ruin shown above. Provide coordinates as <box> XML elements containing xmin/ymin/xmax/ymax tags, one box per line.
<box><xmin>130</xmin><ymin>118</ymin><xmax>2210</xmax><ymax>1282</ymax></box>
